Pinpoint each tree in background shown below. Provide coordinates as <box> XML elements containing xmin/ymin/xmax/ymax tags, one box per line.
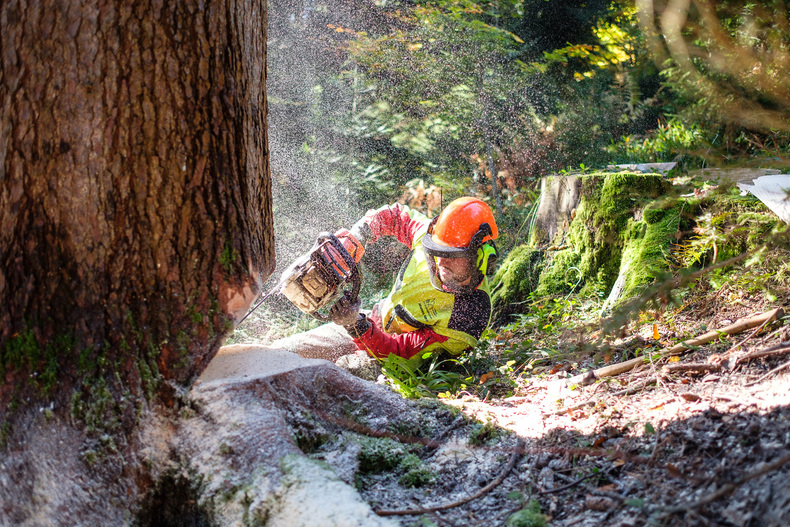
<box><xmin>1</xmin><ymin>0</ymin><xmax>272</xmax><ymax>433</ymax></box>
<box><xmin>339</xmin><ymin>0</ymin><xmax>663</xmax><ymax>245</ymax></box>
<box><xmin>636</xmin><ymin>0</ymin><xmax>790</xmax><ymax>165</ymax></box>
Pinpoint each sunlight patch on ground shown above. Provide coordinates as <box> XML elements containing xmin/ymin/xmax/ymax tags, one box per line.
<box><xmin>442</xmin><ymin>371</ymin><xmax>790</xmax><ymax>442</ymax></box>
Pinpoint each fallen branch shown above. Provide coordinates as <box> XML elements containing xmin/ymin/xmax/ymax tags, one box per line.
<box><xmin>566</xmin><ymin>308</ymin><xmax>784</xmax><ymax>387</ymax></box>
<box><xmin>375</xmin><ymin>438</ymin><xmax>525</xmax><ymax>516</ymax></box>
<box><xmin>662</xmin><ymin>363</ymin><xmax>721</xmax><ymax>375</ymax></box>
<box><xmin>734</xmin><ymin>343</ymin><xmax>790</xmax><ymax>367</ymax></box>
<box><xmin>539</xmin><ymin>471</ymin><xmax>600</xmax><ymax>495</ymax></box>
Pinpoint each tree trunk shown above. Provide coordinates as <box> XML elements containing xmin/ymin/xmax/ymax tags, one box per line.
<box><xmin>0</xmin><ymin>0</ymin><xmax>273</xmax><ymax>425</ymax></box>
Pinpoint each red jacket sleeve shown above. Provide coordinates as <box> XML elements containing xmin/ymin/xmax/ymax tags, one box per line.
<box><xmin>350</xmin><ymin>323</ymin><xmax>449</xmax><ymax>360</ymax></box>
<box><xmin>364</xmin><ymin>203</ymin><xmax>427</xmax><ymax>249</ymax></box>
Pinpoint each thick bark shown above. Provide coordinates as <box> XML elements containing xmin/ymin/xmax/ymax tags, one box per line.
<box><xmin>0</xmin><ymin>0</ymin><xmax>273</xmax><ymax>420</ymax></box>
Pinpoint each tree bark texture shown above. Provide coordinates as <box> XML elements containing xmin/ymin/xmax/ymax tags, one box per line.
<box><xmin>0</xmin><ymin>0</ymin><xmax>273</xmax><ymax>420</ymax></box>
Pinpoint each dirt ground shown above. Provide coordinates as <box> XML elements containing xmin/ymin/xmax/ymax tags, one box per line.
<box><xmin>338</xmin><ymin>298</ymin><xmax>790</xmax><ymax>527</ymax></box>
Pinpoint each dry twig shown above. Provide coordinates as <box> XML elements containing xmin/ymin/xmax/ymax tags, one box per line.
<box><xmin>567</xmin><ymin>308</ymin><xmax>784</xmax><ymax>386</ymax></box>
<box><xmin>660</xmin><ymin>452</ymin><xmax>790</xmax><ymax>517</ymax></box>
<box><xmin>744</xmin><ymin>358</ymin><xmax>790</xmax><ymax>387</ymax></box>
<box><xmin>552</xmin><ymin>377</ymin><xmax>658</xmax><ymax>416</ymax></box>
<box><xmin>734</xmin><ymin>343</ymin><xmax>790</xmax><ymax>368</ymax></box>
<box><xmin>375</xmin><ymin>438</ymin><xmax>525</xmax><ymax>516</ymax></box>
<box><xmin>539</xmin><ymin>471</ymin><xmax>600</xmax><ymax>495</ymax></box>
<box><xmin>662</xmin><ymin>363</ymin><xmax>721</xmax><ymax>374</ymax></box>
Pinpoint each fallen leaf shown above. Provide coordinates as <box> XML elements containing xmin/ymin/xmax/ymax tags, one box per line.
<box><xmin>585</xmin><ymin>495</ymin><xmax>615</xmax><ymax>511</ymax></box>
<box><xmin>651</xmin><ymin>398</ymin><xmax>675</xmax><ymax>410</ymax></box>
<box><xmin>653</xmin><ymin>323</ymin><xmax>660</xmax><ymax>340</ymax></box>
<box><xmin>666</xmin><ymin>463</ymin><xmax>683</xmax><ymax>478</ymax></box>
<box><xmin>479</xmin><ymin>372</ymin><xmax>494</xmax><ymax>384</ymax></box>
<box><xmin>680</xmin><ymin>393</ymin><xmax>701</xmax><ymax>402</ymax></box>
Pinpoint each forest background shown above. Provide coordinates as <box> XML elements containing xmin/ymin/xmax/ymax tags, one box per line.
<box><xmin>250</xmin><ymin>0</ymin><xmax>790</xmax><ymax>340</ymax></box>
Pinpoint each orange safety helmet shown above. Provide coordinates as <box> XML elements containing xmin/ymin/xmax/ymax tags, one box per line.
<box><xmin>422</xmin><ymin>197</ymin><xmax>499</xmax><ymax>293</ymax></box>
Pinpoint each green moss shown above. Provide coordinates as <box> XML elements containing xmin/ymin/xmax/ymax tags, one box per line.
<box><xmin>0</xmin><ymin>328</ymin><xmax>73</xmax><ymax>396</ymax></box>
<box><xmin>220</xmin><ymin>241</ymin><xmax>239</xmax><ymax>274</ymax></box>
<box><xmin>357</xmin><ymin>436</ymin><xmax>408</xmax><ymax>474</ymax></box>
<box><xmin>469</xmin><ymin>419</ymin><xmax>500</xmax><ymax>445</ymax></box>
<box><xmin>72</xmin><ymin>376</ymin><xmax>121</xmax><ymax>435</ymax></box>
<box><xmin>293</xmin><ymin>425</ymin><xmax>329</xmax><ymax>454</ymax></box>
<box><xmin>355</xmin><ymin>437</ymin><xmax>435</xmax><ymax>487</ymax></box>
<box><xmin>398</xmin><ymin>453</ymin><xmax>435</xmax><ymax>487</ymax></box>
<box><xmin>0</xmin><ymin>422</ymin><xmax>11</xmax><ymax>448</ymax></box>
<box><xmin>492</xmin><ymin>172</ymin><xmax>686</xmax><ymax>320</ymax></box>
<box><xmin>535</xmin><ymin>173</ymin><xmax>669</xmax><ymax>297</ymax></box>
<box><xmin>506</xmin><ymin>500</ymin><xmax>547</xmax><ymax>527</ymax></box>
<box><xmin>618</xmin><ymin>204</ymin><xmax>682</xmax><ymax>302</ymax></box>
<box><xmin>187</xmin><ymin>305</ymin><xmax>203</xmax><ymax>325</ymax></box>
<box><xmin>491</xmin><ymin>246</ymin><xmax>544</xmax><ymax>322</ymax></box>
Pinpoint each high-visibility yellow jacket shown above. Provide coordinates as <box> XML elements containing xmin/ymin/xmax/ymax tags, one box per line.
<box><xmin>347</xmin><ymin>203</ymin><xmax>492</xmax><ymax>367</ymax></box>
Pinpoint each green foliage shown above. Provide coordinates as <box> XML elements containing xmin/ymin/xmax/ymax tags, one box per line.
<box><xmin>673</xmin><ymin>185</ymin><xmax>783</xmax><ymax>270</ymax></box>
<box><xmin>380</xmin><ymin>353</ymin><xmax>468</xmax><ymax>398</ymax></box>
<box><xmin>506</xmin><ymin>499</ymin><xmax>547</xmax><ymax>527</ymax></box>
<box><xmin>606</xmin><ymin>117</ymin><xmax>709</xmax><ymax>168</ymax></box>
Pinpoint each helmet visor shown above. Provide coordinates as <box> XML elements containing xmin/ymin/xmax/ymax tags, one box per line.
<box><xmin>422</xmin><ymin>234</ymin><xmax>479</xmax><ymax>294</ymax></box>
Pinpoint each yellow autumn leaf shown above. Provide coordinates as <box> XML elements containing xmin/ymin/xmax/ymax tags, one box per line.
<box><xmin>652</xmin><ymin>323</ymin><xmax>660</xmax><ymax>340</ymax></box>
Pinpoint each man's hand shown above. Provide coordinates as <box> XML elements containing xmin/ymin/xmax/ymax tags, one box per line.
<box><xmin>329</xmin><ymin>293</ymin><xmax>362</xmax><ymax>327</ymax></box>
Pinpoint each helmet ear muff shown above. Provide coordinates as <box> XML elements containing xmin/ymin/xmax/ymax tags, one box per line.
<box><xmin>476</xmin><ymin>242</ymin><xmax>497</xmax><ymax>277</ymax></box>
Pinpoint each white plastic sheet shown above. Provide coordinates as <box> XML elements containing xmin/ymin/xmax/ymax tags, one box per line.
<box><xmin>737</xmin><ymin>175</ymin><xmax>790</xmax><ymax>223</ymax></box>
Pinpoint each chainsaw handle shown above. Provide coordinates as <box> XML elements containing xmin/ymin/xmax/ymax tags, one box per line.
<box><xmin>310</xmin><ymin>267</ymin><xmax>361</xmax><ymax>322</ymax></box>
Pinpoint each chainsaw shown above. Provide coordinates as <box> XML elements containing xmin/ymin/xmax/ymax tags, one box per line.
<box><xmin>237</xmin><ymin>229</ymin><xmax>365</xmax><ymax>325</ymax></box>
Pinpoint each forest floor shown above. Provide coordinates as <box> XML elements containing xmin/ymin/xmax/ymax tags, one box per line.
<box><xmin>342</xmin><ymin>291</ymin><xmax>790</xmax><ymax>527</ymax></box>
<box><xmin>441</xmin><ymin>299</ymin><xmax>790</xmax><ymax>526</ymax></box>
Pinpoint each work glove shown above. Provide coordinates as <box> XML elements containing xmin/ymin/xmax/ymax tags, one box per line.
<box><xmin>349</xmin><ymin>217</ymin><xmax>372</xmax><ymax>249</ymax></box>
<box><xmin>329</xmin><ymin>293</ymin><xmax>362</xmax><ymax>327</ymax></box>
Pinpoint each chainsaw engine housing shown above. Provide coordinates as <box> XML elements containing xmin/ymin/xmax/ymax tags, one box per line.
<box><xmin>279</xmin><ymin>232</ymin><xmax>363</xmax><ymax>319</ymax></box>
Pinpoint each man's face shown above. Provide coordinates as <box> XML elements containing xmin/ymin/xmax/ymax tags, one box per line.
<box><xmin>436</xmin><ymin>256</ymin><xmax>473</xmax><ymax>291</ymax></box>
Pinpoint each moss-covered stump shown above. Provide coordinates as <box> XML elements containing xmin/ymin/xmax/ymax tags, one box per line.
<box><xmin>493</xmin><ymin>172</ymin><xmax>673</xmax><ymax>323</ymax></box>
<box><xmin>492</xmin><ymin>172</ymin><xmax>788</xmax><ymax>324</ymax></box>
<box><xmin>490</xmin><ymin>246</ymin><xmax>544</xmax><ymax>326</ymax></box>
